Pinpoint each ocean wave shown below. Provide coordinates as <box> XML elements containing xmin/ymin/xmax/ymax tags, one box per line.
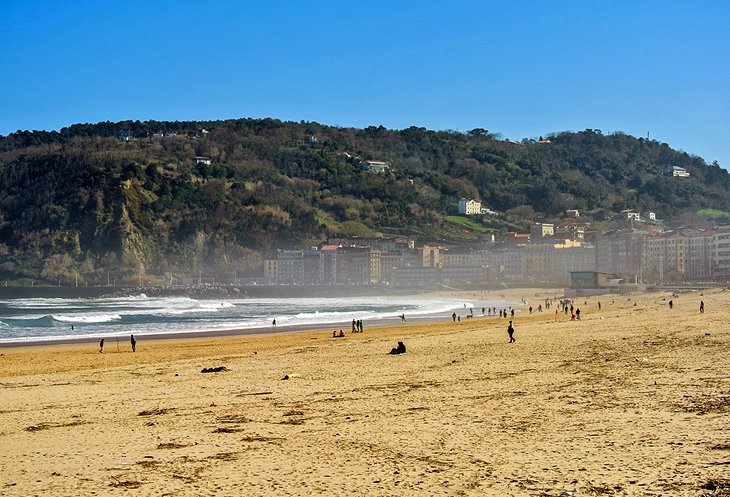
<box><xmin>52</xmin><ymin>313</ymin><xmax>123</xmax><ymax>324</ymax></box>
<box><xmin>0</xmin><ymin>295</ymin><xmax>508</xmax><ymax>343</ymax></box>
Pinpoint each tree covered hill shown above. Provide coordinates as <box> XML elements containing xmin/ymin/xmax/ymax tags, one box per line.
<box><xmin>1</xmin><ymin>119</ymin><xmax>728</xmax><ymax>284</ymax></box>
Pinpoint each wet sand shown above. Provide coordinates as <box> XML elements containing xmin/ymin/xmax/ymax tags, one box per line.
<box><xmin>1</xmin><ymin>288</ymin><xmax>728</xmax><ymax>496</ymax></box>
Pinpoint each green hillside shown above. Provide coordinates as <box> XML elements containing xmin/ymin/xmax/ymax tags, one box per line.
<box><xmin>1</xmin><ymin>119</ymin><xmax>728</xmax><ymax>284</ymax></box>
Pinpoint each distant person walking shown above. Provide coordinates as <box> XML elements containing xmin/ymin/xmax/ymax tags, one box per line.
<box><xmin>700</xmin><ymin>300</ymin><xmax>705</xmax><ymax>313</ymax></box>
<box><xmin>452</xmin><ymin>312</ymin><xmax>457</xmax><ymax>322</ymax></box>
<box><xmin>669</xmin><ymin>300</ymin><xmax>673</xmax><ymax>309</ymax></box>
<box><xmin>272</xmin><ymin>319</ymin><xmax>276</xmax><ymax>328</ymax></box>
<box><xmin>507</xmin><ymin>321</ymin><xmax>516</xmax><ymax>343</ymax></box>
<box><xmin>99</xmin><ymin>339</ymin><xmax>104</xmax><ymax>353</ymax></box>
<box><xmin>130</xmin><ymin>335</ymin><xmax>136</xmax><ymax>352</ymax></box>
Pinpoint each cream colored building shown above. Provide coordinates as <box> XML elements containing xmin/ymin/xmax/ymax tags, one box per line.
<box><xmin>458</xmin><ymin>198</ymin><xmax>481</xmax><ymax>215</ymax></box>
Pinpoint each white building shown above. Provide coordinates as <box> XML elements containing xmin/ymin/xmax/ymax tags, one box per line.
<box><xmin>360</xmin><ymin>160</ymin><xmax>390</xmax><ymax>174</ymax></box>
<box><xmin>458</xmin><ymin>198</ymin><xmax>482</xmax><ymax>215</ymax></box>
<box><xmin>666</xmin><ymin>166</ymin><xmax>690</xmax><ymax>177</ymax></box>
<box><xmin>621</xmin><ymin>209</ymin><xmax>641</xmax><ymax>221</ymax></box>
<box><xmin>643</xmin><ymin>211</ymin><xmax>657</xmax><ymax>221</ymax></box>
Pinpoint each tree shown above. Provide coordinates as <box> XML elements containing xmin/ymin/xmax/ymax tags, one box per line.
<box><xmin>41</xmin><ymin>254</ymin><xmax>75</xmax><ymax>285</ymax></box>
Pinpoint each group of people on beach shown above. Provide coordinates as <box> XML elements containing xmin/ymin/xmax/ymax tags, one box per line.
<box><xmin>99</xmin><ymin>335</ymin><xmax>136</xmax><ymax>353</ymax></box>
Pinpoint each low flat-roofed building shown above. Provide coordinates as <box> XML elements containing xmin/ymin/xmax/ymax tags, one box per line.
<box><xmin>360</xmin><ymin>160</ymin><xmax>390</xmax><ymax>173</ymax></box>
<box><xmin>570</xmin><ymin>271</ymin><xmax>620</xmax><ymax>289</ymax></box>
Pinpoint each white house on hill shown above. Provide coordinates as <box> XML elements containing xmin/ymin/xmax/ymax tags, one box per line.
<box><xmin>360</xmin><ymin>160</ymin><xmax>390</xmax><ymax>174</ymax></box>
<box><xmin>621</xmin><ymin>209</ymin><xmax>641</xmax><ymax>221</ymax></box>
<box><xmin>458</xmin><ymin>198</ymin><xmax>481</xmax><ymax>215</ymax></box>
<box><xmin>666</xmin><ymin>166</ymin><xmax>690</xmax><ymax>177</ymax></box>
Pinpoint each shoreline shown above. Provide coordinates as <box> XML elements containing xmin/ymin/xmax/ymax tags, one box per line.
<box><xmin>0</xmin><ymin>288</ymin><xmax>540</xmax><ymax>348</ymax></box>
<box><xmin>0</xmin><ymin>312</ymin><xmax>462</xmax><ymax>348</ymax></box>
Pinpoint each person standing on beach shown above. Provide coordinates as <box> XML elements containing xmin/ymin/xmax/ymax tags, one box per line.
<box><xmin>669</xmin><ymin>300</ymin><xmax>673</xmax><ymax>309</ymax></box>
<box><xmin>130</xmin><ymin>335</ymin><xmax>136</xmax><ymax>352</ymax></box>
<box><xmin>99</xmin><ymin>339</ymin><xmax>104</xmax><ymax>353</ymax></box>
<box><xmin>272</xmin><ymin>319</ymin><xmax>276</xmax><ymax>328</ymax></box>
<box><xmin>700</xmin><ymin>300</ymin><xmax>704</xmax><ymax>313</ymax></box>
<box><xmin>452</xmin><ymin>312</ymin><xmax>457</xmax><ymax>322</ymax></box>
<box><xmin>507</xmin><ymin>321</ymin><xmax>515</xmax><ymax>343</ymax></box>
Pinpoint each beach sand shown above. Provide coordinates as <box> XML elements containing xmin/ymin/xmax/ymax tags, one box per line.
<box><xmin>1</xmin><ymin>288</ymin><xmax>728</xmax><ymax>496</ymax></box>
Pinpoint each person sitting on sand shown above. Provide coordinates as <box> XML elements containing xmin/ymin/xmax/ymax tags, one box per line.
<box><xmin>339</xmin><ymin>330</ymin><xmax>345</xmax><ymax>338</ymax></box>
<box><xmin>389</xmin><ymin>341</ymin><xmax>406</xmax><ymax>354</ymax></box>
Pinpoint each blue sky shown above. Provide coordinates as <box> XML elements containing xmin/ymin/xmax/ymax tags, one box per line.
<box><xmin>1</xmin><ymin>1</ymin><xmax>729</xmax><ymax>168</ymax></box>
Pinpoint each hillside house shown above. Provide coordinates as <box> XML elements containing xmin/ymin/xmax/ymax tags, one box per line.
<box><xmin>666</xmin><ymin>166</ymin><xmax>690</xmax><ymax>177</ymax></box>
<box><xmin>621</xmin><ymin>209</ymin><xmax>641</xmax><ymax>221</ymax></box>
<box><xmin>195</xmin><ymin>156</ymin><xmax>212</xmax><ymax>165</ymax></box>
<box><xmin>360</xmin><ymin>160</ymin><xmax>390</xmax><ymax>174</ymax></box>
<box><xmin>531</xmin><ymin>223</ymin><xmax>555</xmax><ymax>240</ymax></box>
<box><xmin>458</xmin><ymin>198</ymin><xmax>482</xmax><ymax>215</ymax></box>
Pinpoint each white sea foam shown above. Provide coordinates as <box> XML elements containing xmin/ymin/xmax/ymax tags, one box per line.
<box><xmin>52</xmin><ymin>313</ymin><xmax>123</xmax><ymax>324</ymax></box>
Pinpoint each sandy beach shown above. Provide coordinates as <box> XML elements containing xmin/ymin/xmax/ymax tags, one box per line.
<box><xmin>1</xmin><ymin>288</ymin><xmax>728</xmax><ymax>496</ymax></box>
